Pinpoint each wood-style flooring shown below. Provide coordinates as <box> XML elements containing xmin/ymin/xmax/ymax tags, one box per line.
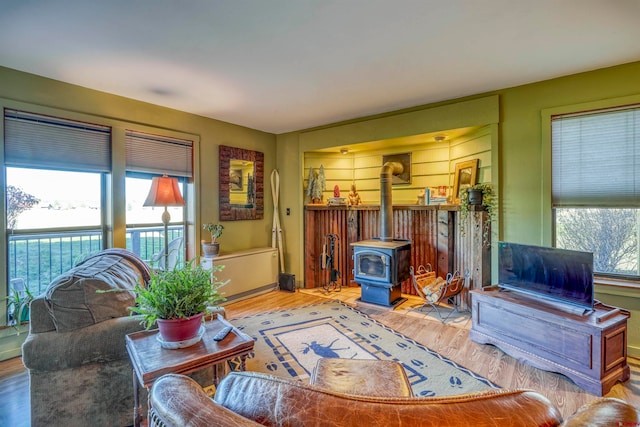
<box><xmin>1</xmin><ymin>287</ymin><xmax>638</xmax><ymax>426</ymax></box>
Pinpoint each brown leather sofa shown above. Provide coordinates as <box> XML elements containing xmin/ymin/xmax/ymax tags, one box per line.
<box><xmin>148</xmin><ymin>371</ymin><xmax>639</xmax><ymax>427</ymax></box>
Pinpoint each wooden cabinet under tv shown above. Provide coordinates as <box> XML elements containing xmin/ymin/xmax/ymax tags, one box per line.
<box><xmin>470</xmin><ymin>287</ymin><xmax>629</xmax><ymax>396</ymax></box>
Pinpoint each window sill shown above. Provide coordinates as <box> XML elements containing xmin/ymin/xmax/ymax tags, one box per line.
<box><xmin>594</xmin><ymin>276</ymin><xmax>640</xmax><ymax>291</ymax></box>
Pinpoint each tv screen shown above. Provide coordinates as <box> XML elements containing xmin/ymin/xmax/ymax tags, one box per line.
<box><xmin>498</xmin><ymin>242</ymin><xmax>594</xmax><ymax>311</ymax></box>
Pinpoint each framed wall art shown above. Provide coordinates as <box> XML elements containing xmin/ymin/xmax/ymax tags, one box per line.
<box><xmin>452</xmin><ymin>159</ymin><xmax>479</xmax><ymax>203</ymax></box>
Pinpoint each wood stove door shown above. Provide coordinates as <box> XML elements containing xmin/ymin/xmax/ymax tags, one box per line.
<box><xmin>354</xmin><ymin>250</ymin><xmax>390</xmax><ymax>283</ymax></box>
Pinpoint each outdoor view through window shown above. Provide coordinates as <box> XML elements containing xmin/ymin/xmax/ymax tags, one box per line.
<box><xmin>555</xmin><ymin>208</ymin><xmax>639</xmax><ymax>279</ymax></box>
<box><xmin>7</xmin><ymin>168</ymin><xmax>101</xmax><ymax>229</ymax></box>
<box><xmin>6</xmin><ymin>167</ymin><xmax>184</xmax><ymax>298</ymax></box>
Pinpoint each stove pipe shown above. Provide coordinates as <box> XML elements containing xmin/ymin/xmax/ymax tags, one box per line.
<box><xmin>380</xmin><ymin>161</ymin><xmax>404</xmax><ymax>242</ymax></box>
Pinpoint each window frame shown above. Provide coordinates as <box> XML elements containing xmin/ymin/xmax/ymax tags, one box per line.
<box><xmin>1</xmin><ymin>98</ymin><xmax>201</xmax><ymax>327</ymax></box>
<box><xmin>542</xmin><ymin>93</ymin><xmax>640</xmax><ymax>286</ymax></box>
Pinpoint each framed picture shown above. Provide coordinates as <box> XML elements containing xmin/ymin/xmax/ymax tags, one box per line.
<box><xmin>230</xmin><ymin>168</ymin><xmax>243</xmax><ymax>192</ymax></box>
<box><xmin>382</xmin><ymin>152</ymin><xmax>412</xmax><ymax>185</ymax></box>
<box><xmin>452</xmin><ymin>159</ymin><xmax>479</xmax><ymax>203</ymax></box>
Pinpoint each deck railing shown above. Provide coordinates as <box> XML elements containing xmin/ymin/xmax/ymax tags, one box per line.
<box><xmin>7</xmin><ymin>226</ymin><xmax>183</xmax><ymax>296</ymax></box>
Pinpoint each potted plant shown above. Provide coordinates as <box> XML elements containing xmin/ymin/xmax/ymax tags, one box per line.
<box><xmin>131</xmin><ymin>259</ymin><xmax>226</xmax><ymax>346</ymax></box>
<box><xmin>459</xmin><ymin>183</ymin><xmax>496</xmax><ymax>245</ymax></box>
<box><xmin>202</xmin><ymin>223</ymin><xmax>224</xmax><ymax>257</ymax></box>
<box><xmin>4</xmin><ymin>287</ymin><xmax>34</xmax><ymax>332</ymax></box>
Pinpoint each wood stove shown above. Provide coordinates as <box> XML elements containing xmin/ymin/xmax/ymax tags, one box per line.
<box><xmin>352</xmin><ymin>239</ymin><xmax>411</xmax><ymax>306</ymax></box>
<box><xmin>351</xmin><ymin>160</ymin><xmax>412</xmax><ymax>306</ymax></box>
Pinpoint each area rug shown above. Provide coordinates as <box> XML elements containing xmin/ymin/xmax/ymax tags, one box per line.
<box><xmin>230</xmin><ymin>299</ymin><xmax>498</xmax><ymax>396</ymax></box>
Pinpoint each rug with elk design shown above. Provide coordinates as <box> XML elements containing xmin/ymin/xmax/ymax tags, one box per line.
<box><xmin>229</xmin><ymin>299</ymin><xmax>497</xmax><ymax>396</ymax></box>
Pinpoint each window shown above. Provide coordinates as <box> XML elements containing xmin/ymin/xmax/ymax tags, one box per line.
<box><xmin>4</xmin><ymin>110</ymin><xmax>111</xmax><ymax>296</ymax></box>
<box><xmin>124</xmin><ymin>131</ymin><xmax>193</xmax><ymax>266</ymax></box>
<box><xmin>125</xmin><ymin>173</ymin><xmax>185</xmax><ymax>263</ymax></box>
<box><xmin>7</xmin><ymin>168</ymin><xmax>105</xmax><ymax>295</ymax></box>
<box><xmin>8</xmin><ymin>168</ymin><xmax>102</xmax><ymax>229</ymax></box>
<box><xmin>3</xmin><ymin>107</ymin><xmax>199</xmax><ymax>327</ymax></box>
<box><xmin>552</xmin><ymin>105</ymin><xmax>640</xmax><ymax>279</ymax></box>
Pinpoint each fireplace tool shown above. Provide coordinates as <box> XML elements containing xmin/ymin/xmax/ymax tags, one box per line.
<box><xmin>320</xmin><ymin>233</ymin><xmax>341</xmax><ymax>292</ymax></box>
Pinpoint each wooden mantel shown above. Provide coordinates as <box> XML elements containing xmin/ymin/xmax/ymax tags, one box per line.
<box><xmin>304</xmin><ymin>204</ymin><xmax>490</xmax><ymax>309</ymax></box>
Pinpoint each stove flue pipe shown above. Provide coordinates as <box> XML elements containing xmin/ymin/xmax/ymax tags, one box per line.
<box><xmin>380</xmin><ymin>161</ymin><xmax>404</xmax><ymax>242</ymax></box>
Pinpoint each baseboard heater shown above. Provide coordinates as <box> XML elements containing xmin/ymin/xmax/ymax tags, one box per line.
<box><xmin>201</xmin><ymin>247</ymin><xmax>278</xmax><ymax>303</ymax></box>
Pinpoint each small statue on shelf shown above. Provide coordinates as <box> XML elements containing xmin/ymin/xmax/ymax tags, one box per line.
<box><xmin>328</xmin><ymin>184</ymin><xmax>347</xmax><ymax>206</ymax></box>
<box><xmin>348</xmin><ymin>184</ymin><xmax>361</xmax><ymax>206</ymax></box>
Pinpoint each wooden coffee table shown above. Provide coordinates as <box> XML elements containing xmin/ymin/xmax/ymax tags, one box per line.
<box><xmin>126</xmin><ymin>316</ymin><xmax>254</xmax><ymax>427</ymax></box>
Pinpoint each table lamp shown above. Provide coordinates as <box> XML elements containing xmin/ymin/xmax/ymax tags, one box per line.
<box><xmin>144</xmin><ymin>174</ymin><xmax>185</xmax><ymax>269</ymax></box>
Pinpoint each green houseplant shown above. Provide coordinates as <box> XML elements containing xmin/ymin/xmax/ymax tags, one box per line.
<box><xmin>131</xmin><ymin>259</ymin><xmax>226</xmax><ymax>345</ymax></box>
<box><xmin>5</xmin><ymin>287</ymin><xmax>34</xmax><ymax>332</ymax></box>
<box><xmin>202</xmin><ymin>223</ymin><xmax>224</xmax><ymax>257</ymax></box>
<box><xmin>459</xmin><ymin>183</ymin><xmax>496</xmax><ymax>245</ymax></box>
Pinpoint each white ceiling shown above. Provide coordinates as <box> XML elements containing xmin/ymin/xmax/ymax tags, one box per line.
<box><xmin>1</xmin><ymin>1</ymin><xmax>639</xmax><ymax>134</ymax></box>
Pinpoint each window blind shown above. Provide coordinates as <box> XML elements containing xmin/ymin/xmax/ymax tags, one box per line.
<box><xmin>125</xmin><ymin>131</ymin><xmax>193</xmax><ymax>178</ymax></box>
<box><xmin>4</xmin><ymin>109</ymin><xmax>111</xmax><ymax>172</ymax></box>
<box><xmin>552</xmin><ymin>105</ymin><xmax>640</xmax><ymax>207</ymax></box>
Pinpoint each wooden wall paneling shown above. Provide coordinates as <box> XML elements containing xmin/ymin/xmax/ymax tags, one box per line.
<box><xmin>304</xmin><ymin>206</ymin><xmax>490</xmax><ymax>298</ymax></box>
<box><xmin>336</xmin><ymin>209</ymin><xmax>350</xmax><ymax>288</ymax></box>
<box><xmin>437</xmin><ymin>210</ymin><xmax>455</xmax><ymax>279</ymax></box>
<box><xmin>359</xmin><ymin>209</ymin><xmax>379</xmax><ymax>241</ymax></box>
<box><xmin>304</xmin><ymin>209</ymin><xmax>318</xmax><ymax>289</ymax></box>
<box><xmin>304</xmin><ymin>208</ymin><xmax>354</xmax><ymax>289</ymax></box>
<box><xmin>345</xmin><ymin>209</ymin><xmax>359</xmax><ymax>285</ymax></box>
<box><xmin>454</xmin><ymin>208</ymin><xmax>491</xmax><ymax>310</ymax></box>
<box><xmin>393</xmin><ymin>209</ymin><xmax>412</xmax><ymax>294</ymax></box>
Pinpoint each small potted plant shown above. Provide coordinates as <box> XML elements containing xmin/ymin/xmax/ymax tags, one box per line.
<box><xmin>459</xmin><ymin>183</ymin><xmax>496</xmax><ymax>245</ymax></box>
<box><xmin>130</xmin><ymin>259</ymin><xmax>226</xmax><ymax>347</ymax></box>
<box><xmin>202</xmin><ymin>223</ymin><xmax>224</xmax><ymax>257</ymax></box>
<box><xmin>4</xmin><ymin>287</ymin><xmax>34</xmax><ymax>332</ymax></box>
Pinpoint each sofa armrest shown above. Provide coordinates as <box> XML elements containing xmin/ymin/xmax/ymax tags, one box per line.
<box><xmin>149</xmin><ymin>374</ymin><xmax>261</xmax><ymax>427</ymax></box>
<box><xmin>29</xmin><ymin>296</ymin><xmax>56</xmax><ymax>334</ymax></box>
<box><xmin>22</xmin><ymin>315</ymin><xmax>145</xmax><ymax>372</ymax></box>
<box><xmin>561</xmin><ymin>397</ymin><xmax>639</xmax><ymax>426</ymax></box>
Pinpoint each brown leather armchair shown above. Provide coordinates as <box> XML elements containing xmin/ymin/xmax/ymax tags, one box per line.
<box><xmin>148</xmin><ymin>371</ymin><xmax>639</xmax><ymax>427</ymax></box>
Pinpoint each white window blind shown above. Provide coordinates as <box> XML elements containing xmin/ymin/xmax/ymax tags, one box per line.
<box><xmin>4</xmin><ymin>109</ymin><xmax>111</xmax><ymax>172</ymax></box>
<box><xmin>552</xmin><ymin>105</ymin><xmax>640</xmax><ymax>207</ymax></box>
<box><xmin>125</xmin><ymin>131</ymin><xmax>193</xmax><ymax>178</ymax></box>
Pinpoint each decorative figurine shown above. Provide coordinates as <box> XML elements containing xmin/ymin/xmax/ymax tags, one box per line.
<box><xmin>334</xmin><ymin>185</ymin><xmax>340</xmax><ymax>198</ymax></box>
<box><xmin>306</xmin><ymin>165</ymin><xmax>326</xmax><ymax>204</ymax></box>
<box><xmin>417</xmin><ymin>189</ymin><xmax>426</xmax><ymax>205</ymax></box>
<box><xmin>348</xmin><ymin>184</ymin><xmax>361</xmax><ymax>206</ymax></box>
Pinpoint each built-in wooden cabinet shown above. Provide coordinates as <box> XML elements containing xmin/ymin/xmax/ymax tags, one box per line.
<box><xmin>304</xmin><ymin>204</ymin><xmax>490</xmax><ymax>309</ymax></box>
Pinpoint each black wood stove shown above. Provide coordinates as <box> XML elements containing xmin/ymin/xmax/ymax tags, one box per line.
<box><xmin>351</xmin><ymin>160</ymin><xmax>411</xmax><ymax>306</ymax></box>
<box><xmin>351</xmin><ymin>238</ymin><xmax>411</xmax><ymax>306</ymax></box>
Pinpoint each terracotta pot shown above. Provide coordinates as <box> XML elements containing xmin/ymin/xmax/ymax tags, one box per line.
<box><xmin>157</xmin><ymin>312</ymin><xmax>204</xmax><ymax>342</ymax></box>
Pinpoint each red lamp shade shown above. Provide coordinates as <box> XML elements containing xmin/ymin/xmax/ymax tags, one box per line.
<box><xmin>143</xmin><ymin>175</ymin><xmax>185</xmax><ymax>207</ymax></box>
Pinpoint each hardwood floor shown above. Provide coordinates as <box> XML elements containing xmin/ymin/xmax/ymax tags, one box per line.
<box><xmin>1</xmin><ymin>287</ymin><xmax>638</xmax><ymax>425</ymax></box>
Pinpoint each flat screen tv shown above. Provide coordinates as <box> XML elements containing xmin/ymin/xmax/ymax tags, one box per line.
<box><xmin>498</xmin><ymin>242</ymin><xmax>594</xmax><ymax>312</ymax></box>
